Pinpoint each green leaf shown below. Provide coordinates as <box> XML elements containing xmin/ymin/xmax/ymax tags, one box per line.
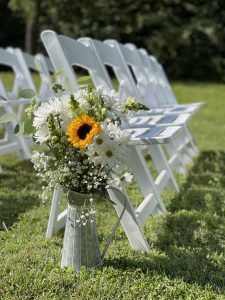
<box><xmin>0</xmin><ymin>113</ymin><xmax>17</xmax><ymax>123</ymax></box>
<box><xmin>19</xmin><ymin>88</ymin><xmax>36</xmax><ymax>99</ymax></box>
<box><xmin>14</xmin><ymin>122</ymin><xmax>25</xmax><ymax>135</ymax></box>
<box><xmin>24</xmin><ymin>119</ymin><xmax>35</xmax><ymax>135</ymax></box>
<box><xmin>78</xmin><ymin>76</ymin><xmax>91</xmax><ymax>84</ymax></box>
<box><xmin>52</xmin><ymin>70</ymin><xmax>64</xmax><ymax>83</ymax></box>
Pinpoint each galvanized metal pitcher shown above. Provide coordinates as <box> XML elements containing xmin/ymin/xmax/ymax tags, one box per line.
<box><xmin>61</xmin><ymin>190</ymin><xmax>102</xmax><ymax>272</ymax></box>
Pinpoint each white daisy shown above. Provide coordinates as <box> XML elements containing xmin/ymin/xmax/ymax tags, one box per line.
<box><xmin>105</xmin><ymin>122</ymin><xmax>130</xmax><ymax>146</ymax></box>
<box><xmin>33</xmin><ymin>95</ymin><xmax>70</xmax><ymax>129</ymax></box>
<box><xmin>94</xmin><ymin>142</ymin><xmax>120</xmax><ymax>168</ymax></box>
<box><xmin>33</xmin><ymin>125</ymin><xmax>49</xmax><ymax>143</ymax></box>
<box><xmin>88</xmin><ymin>137</ymin><xmax>129</xmax><ymax>170</ymax></box>
<box><xmin>113</xmin><ymin>172</ymin><xmax>133</xmax><ymax>187</ymax></box>
<box><xmin>87</xmin><ymin>136</ymin><xmax>118</xmax><ymax>167</ymax></box>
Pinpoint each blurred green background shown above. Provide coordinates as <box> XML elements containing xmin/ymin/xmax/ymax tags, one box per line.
<box><xmin>1</xmin><ymin>0</ymin><xmax>225</xmax><ymax>82</ymax></box>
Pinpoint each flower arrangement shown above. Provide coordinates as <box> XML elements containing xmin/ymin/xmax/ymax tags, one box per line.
<box><xmin>28</xmin><ymin>87</ymin><xmax>148</xmax><ymax>202</ymax></box>
<box><xmin>1</xmin><ymin>82</ymin><xmax>149</xmax><ymax>271</ymax></box>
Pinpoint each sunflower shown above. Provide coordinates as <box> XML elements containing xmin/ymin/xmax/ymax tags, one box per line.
<box><xmin>66</xmin><ymin>115</ymin><xmax>102</xmax><ymax>149</ymax></box>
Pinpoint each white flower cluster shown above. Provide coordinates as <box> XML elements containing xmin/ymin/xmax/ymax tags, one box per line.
<box><xmin>87</xmin><ymin>123</ymin><xmax>130</xmax><ymax>170</ymax></box>
<box><xmin>29</xmin><ymin>87</ymin><xmax>137</xmax><ymax>204</ymax></box>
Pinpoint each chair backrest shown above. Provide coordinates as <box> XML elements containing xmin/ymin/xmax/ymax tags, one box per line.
<box><xmin>8</xmin><ymin>48</ymin><xmax>54</xmax><ymax>99</ymax></box>
<box><xmin>23</xmin><ymin>51</ymin><xmax>55</xmax><ymax>98</ymax></box>
<box><xmin>148</xmin><ymin>55</ymin><xmax>177</xmax><ymax>105</ymax></box>
<box><xmin>112</xmin><ymin>41</ymin><xmax>157</xmax><ymax>106</ymax></box>
<box><xmin>0</xmin><ymin>48</ymin><xmax>28</xmax><ymax>99</ymax></box>
<box><xmin>131</xmin><ymin>46</ymin><xmax>168</xmax><ymax>105</ymax></box>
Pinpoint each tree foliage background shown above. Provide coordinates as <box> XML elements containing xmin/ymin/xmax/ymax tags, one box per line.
<box><xmin>1</xmin><ymin>0</ymin><xmax>225</xmax><ymax>81</ymax></box>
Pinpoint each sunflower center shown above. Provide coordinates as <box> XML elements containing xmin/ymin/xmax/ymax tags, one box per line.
<box><xmin>77</xmin><ymin>124</ymin><xmax>92</xmax><ymax>139</ymax></box>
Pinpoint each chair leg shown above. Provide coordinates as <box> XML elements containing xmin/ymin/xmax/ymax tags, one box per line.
<box><xmin>107</xmin><ymin>187</ymin><xmax>150</xmax><ymax>252</ymax></box>
<box><xmin>125</xmin><ymin>146</ymin><xmax>167</xmax><ymax>216</ymax></box>
<box><xmin>184</xmin><ymin>124</ymin><xmax>199</xmax><ymax>156</ymax></box>
<box><xmin>147</xmin><ymin>144</ymin><xmax>179</xmax><ymax>193</ymax></box>
<box><xmin>165</xmin><ymin>139</ymin><xmax>187</xmax><ymax>174</ymax></box>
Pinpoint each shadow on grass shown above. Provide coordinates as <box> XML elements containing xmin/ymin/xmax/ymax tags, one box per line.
<box><xmin>105</xmin><ymin>150</ymin><xmax>225</xmax><ymax>291</ymax></box>
<box><xmin>104</xmin><ymin>211</ymin><xmax>225</xmax><ymax>291</ymax></box>
<box><xmin>168</xmin><ymin>150</ymin><xmax>225</xmax><ymax>214</ymax></box>
<box><xmin>104</xmin><ymin>243</ymin><xmax>225</xmax><ymax>291</ymax></box>
<box><xmin>0</xmin><ymin>160</ymin><xmax>41</xmax><ymax>230</ymax></box>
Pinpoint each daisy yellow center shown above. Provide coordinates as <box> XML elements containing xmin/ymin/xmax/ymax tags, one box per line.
<box><xmin>106</xmin><ymin>150</ymin><xmax>113</xmax><ymax>157</ymax></box>
<box><xmin>66</xmin><ymin>115</ymin><xmax>102</xmax><ymax>149</ymax></box>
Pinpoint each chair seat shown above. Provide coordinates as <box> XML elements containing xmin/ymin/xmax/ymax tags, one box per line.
<box><xmin>126</xmin><ymin>125</ymin><xmax>181</xmax><ymax>145</ymax></box>
<box><xmin>129</xmin><ymin>113</ymin><xmax>191</xmax><ymax>126</ymax></box>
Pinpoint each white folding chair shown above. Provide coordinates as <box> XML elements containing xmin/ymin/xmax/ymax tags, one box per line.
<box><xmin>0</xmin><ymin>48</ymin><xmax>56</xmax><ymax>162</ymax></box>
<box><xmin>0</xmin><ymin>48</ymin><xmax>31</xmax><ymax>159</ymax></box>
<box><xmin>41</xmin><ymin>30</ymin><xmax>184</xmax><ymax>251</ymax></box>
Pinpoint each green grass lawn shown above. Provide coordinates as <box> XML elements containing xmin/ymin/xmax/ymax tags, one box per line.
<box><xmin>0</xmin><ymin>78</ymin><xmax>225</xmax><ymax>299</ymax></box>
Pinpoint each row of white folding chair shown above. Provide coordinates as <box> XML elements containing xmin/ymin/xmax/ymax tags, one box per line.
<box><xmin>0</xmin><ymin>46</ymin><xmax>183</xmax><ymax>185</ymax></box>
<box><xmin>124</xmin><ymin>44</ymin><xmax>203</xmax><ymax>158</ymax></box>
<box><xmin>42</xmin><ymin>32</ymin><xmax>186</xmax><ymax>188</ymax></box>
<box><xmin>79</xmin><ymin>38</ymin><xmax>193</xmax><ymax>171</ymax></box>
<box><xmin>18</xmin><ymin>39</ymin><xmax>188</xmax><ymax>177</ymax></box>
<box><xmin>16</xmin><ymin>44</ymin><xmax>192</xmax><ymax>174</ymax></box>
<box><xmin>40</xmin><ymin>30</ymin><xmax>192</xmax><ymax>251</ymax></box>
<box><xmin>0</xmin><ymin>40</ymin><xmax>192</xmax><ymax>251</ymax></box>
<box><xmin>10</xmin><ymin>45</ymin><xmax>182</xmax><ymax>250</ymax></box>
<box><xmin>106</xmin><ymin>40</ymin><xmax>199</xmax><ymax>165</ymax></box>
<box><xmin>137</xmin><ymin>47</ymin><xmax>204</xmax><ymax>157</ymax></box>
